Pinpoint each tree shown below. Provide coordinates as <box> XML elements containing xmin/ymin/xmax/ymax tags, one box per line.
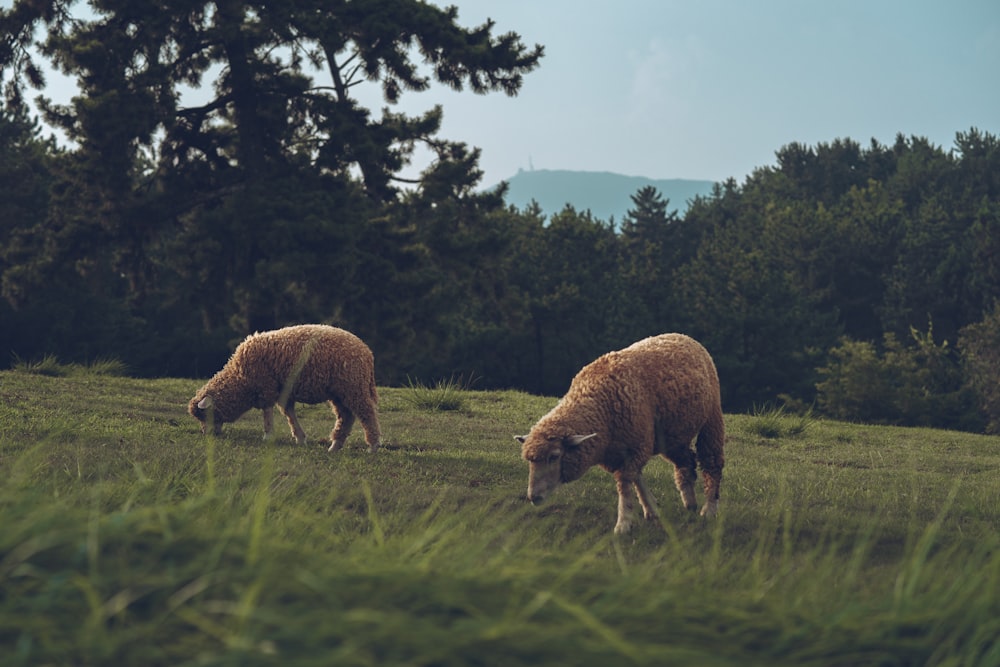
<box><xmin>882</xmin><ymin>196</ymin><xmax>973</xmax><ymax>344</ymax></box>
<box><xmin>346</xmin><ymin>172</ymin><xmax>525</xmax><ymax>385</ymax></box>
<box><xmin>2</xmin><ymin>1</ymin><xmax>543</xmax><ymax>198</ymax></box>
<box><xmin>817</xmin><ymin>324</ymin><xmax>979</xmax><ymax>430</ymax></box>
<box><xmin>621</xmin><ymin>186</ymin><xmax>672</xmax><ymax>240</ymax></box>
<box><xmin>1</xmin><ymin>0</ymin><xmax>543</xmax><ymax>356</ymax></box>
<box><xmin>508</xmin><ymin>205</ymin><xmax>622</xmax><ymax>394</ymax></box>
<box><xmin>0</xmin><ymin>103</ymin><xmax>55</xmax><ymax>303</ymax></box>
<box><xmin>956</xmin><ymin>129</ymin><xmax>1000</xmax><ymax>313</ymax></box>
<box><xmin>617</xmin><ymin>186</ymin><xmax>685</xmax><ymax>335</ymax></box>
<box><xmin>773</xmin><ymin>138</ymin><xmax>868</xmax><ymax>206</ymax></box>
<box><xmin>959</xmin><ymin>305</ymin><xmax>1000</xmax><ymax>434</ymax></box>
<box><xmin>827</xmin><ymin>180</ymin><xmax>905</xmax><ymax>342</ymax></box>
<box><xmin>0</xmin><ymin>102</ymin><xmax>58</xmax><ymax>363</ymax></box>
<box><xmin>672</xmin><ymin>221</ymin><xmax>836</xmax><ymax>410</ymax></box>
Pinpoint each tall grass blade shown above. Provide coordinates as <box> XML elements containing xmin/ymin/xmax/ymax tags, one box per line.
<box><xmin>894</xmin><ymin>481</ymin><xmax>961</xmax><ymax>609</ymax></box>
<box><xmin>246</xmin><ymin>442</ymin><xmax>276</xmax><ymax>566</ymax></box>
<box><xmin>551</xmin><ymin>594</ymin><xmax>645</xmax><ymax>664</ymax></box>
<box><xmin>362</xmin><ymin>479</ymin><xmax>385</xmax><ymax>547</ymax></box>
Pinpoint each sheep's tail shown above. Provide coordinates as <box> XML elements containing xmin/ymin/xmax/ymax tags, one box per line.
<box><xmin>365</xmin><ymin>352</ymin><xmax>379</xmax><ymax>406</ymax></box>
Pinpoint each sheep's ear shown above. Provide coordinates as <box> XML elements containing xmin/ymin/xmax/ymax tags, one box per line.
<box><xmin>514</xmin><ymin>435</ymin><xmax>527</xmax><ymax>444</ymax></box>
<box><xmin>198</xmin><ymin>396</ymin><xmax>214</xmax><ymax>410</ymax></box>
<box><xmin>565</xmin><ymin>433</ymin><xmax>597</xmax><ymax>447</ymax></box>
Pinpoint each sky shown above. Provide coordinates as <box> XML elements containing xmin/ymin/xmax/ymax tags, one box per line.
<box><xmin>17</xmin><ymin>0</ymin><xmax>1000</xmax><ymax>189</ymax></box>
<box><xmin>382</xmin><ymin>0</ymin><xmax>1000</xmax><ymax>187</ymax></box>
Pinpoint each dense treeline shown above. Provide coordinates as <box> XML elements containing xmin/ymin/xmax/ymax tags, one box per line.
<box><xmin>2</xmin><ymin>2</ymin><xmax>999</xmax><ymax>431</ymax></box>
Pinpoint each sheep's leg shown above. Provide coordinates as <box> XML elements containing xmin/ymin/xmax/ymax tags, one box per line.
<box><xmin>674</xmin><ymin>465</ymin><xmax>698</xmax><ymax>512</ymax></box>
<box><xmin>663</xmin><ymin>445</ymin><xmax>699</xmax><ymax>512</ymax></box>
<box><xmin>279</xmin><ymin>403</ymin><xmax>307</xmax><ymax>445</ymax></box>
<box><xmin>695</xmin><ymin>415</ymin><xmax>725</xmax><ymax>517</ymax></box>
<box><xmin>700</xmin><ymin>470</ymin><xmax>722</xmax><ymax>517</ymax></box>
<box><xmin>262</xmin><ymin>406</ymin><xmax>274</xmax><ymax>440</ymax></box>
<box><xmin>329</xmin><ymin>398</ymin><xmax>382</xmax><ymax>453</ymax></box>
<box><xmin>614</xmin><ymin>475</ymin><xmax>637</xmax><ymax>535</ymax></box>
<box><xmin>353</xmin><ymin>403</ymin><xmax>382</xmax><ymax>453</ymax></box>
<box><xmin>633</xmin><ymin>475</ymin><xmax>659</xmax><ymax>521</ymax></box>
<box><xmin>699</xmin><ymin>462</ymin><xmax>722</xmax><ymax>518</ymax></box>
<box><xmin>327</xmin><ymin>399</ymin><xmax>355</xmax><ymax>452</ymax></box>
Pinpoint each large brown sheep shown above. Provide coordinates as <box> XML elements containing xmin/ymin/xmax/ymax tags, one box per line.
<box><xmin>189</xmin><ymin>324</ymin><xmax>381</xmax><ymax>452</ymax></box>
<box><xmin>516</xmin><ymin>333</ymin><xmax>725</xmax><ymax>534</ymax></box>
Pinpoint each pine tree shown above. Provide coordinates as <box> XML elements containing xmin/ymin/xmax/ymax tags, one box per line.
<box><xmin>0</xmin><ymin>0</ymin><xmax>543</xmax><ymax>339</ymax></box>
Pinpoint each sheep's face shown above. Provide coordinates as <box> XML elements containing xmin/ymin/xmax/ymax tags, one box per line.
<box><xmin>188</xmin><ymin>393</ymin><xmax>224</xmax><ymax>435</ymax></box>
<box><xmin>516</xmin><ymin>433</ymin><xmax>597</xmax><ymax>504</ymax></box>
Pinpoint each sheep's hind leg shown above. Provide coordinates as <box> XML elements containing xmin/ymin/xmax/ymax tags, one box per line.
<box><xmin>663</xmin><ymin>446</ymin><xmax>698</xmax><ymax>512</ymax></box>
<box><xmin>353</xmin><ymin>402</ymin><xmax>382</xmax><ymax>453</ymax></box>
<box><xmin>279</xmin><ymin>403</ymin><xmax>307</xmax><ymax>445</ymax></box>
<box><xmin>328</xmin><ymin>399</ymin><xmax>355</xmax><ymax>452</ymax></box>
<box><xmin>695</xmin><ymin>415</ymin><xmax>725</xmax><ymax>517</ymax></box>
<box><xmin>674</xmin><ymin>465</ymin><xmax>698</xmax><ymax>512</ymax></box>
<box><xmin>699</xmin><ymin>467</ymin><xmax>722</xmax><ymax>517</ymax></box>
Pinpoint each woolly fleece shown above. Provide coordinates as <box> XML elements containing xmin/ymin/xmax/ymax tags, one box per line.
<box><xmin>518</xmin><ymin>333</ymin><xmax>725</xmax><ymax>533</ymax></box>
<box><xmin>189</xmin><ymin>324</ymin><xmax>381</xmax><ymax>452</ymax></box>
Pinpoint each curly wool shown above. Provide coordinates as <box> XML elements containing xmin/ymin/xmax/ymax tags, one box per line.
<box><xmin>189</xmin><ymin>324</ymin><xmax>381</xmax><ymax>451</ymax></box>
<box><xmin>519</xmin><ymin>333</ymin><xmax>725</xmax><ymax>532</ymax></box>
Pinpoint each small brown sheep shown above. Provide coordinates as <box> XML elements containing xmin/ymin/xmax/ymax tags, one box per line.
<box><xmin>189</xmin><ymin>324</ymin><xmax>381</xmax><ymax>452</ymax></box>
<box><xmin>516</xmin><ymin>333</ymin><xmax>725</xmax><ymax>534</ymax></box>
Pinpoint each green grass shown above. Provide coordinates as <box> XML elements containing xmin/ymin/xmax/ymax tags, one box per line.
<box><xmin>1</xmin><ymin>370</ymin><xmax>999</xmax><ymax>665</ymax></box>
<box><xmin>403</xmin><ymin>373</ymin><xmax>478</xmax><ymax>412</ymax></box>
<box><xmin>10</xmin><ymin>353</ymin><xmax>128</xmax><ymax>377</ymax></box>
<box><xmin>745</xmin><ymin>402</ymin><xmax>813</xmax><ymax>439</ymax></box>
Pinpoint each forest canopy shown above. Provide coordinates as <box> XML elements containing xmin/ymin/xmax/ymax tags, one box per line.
<box><xmin>2</xmin><ymin>2</ymin><xmax>999</xmax><ymax>432</ymax></box>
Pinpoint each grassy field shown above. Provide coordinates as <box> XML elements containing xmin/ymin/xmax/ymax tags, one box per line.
<box><xmin>1</xmin><ymin>367</ymin><xmax>999</xmax><ymax>666</ymax></box>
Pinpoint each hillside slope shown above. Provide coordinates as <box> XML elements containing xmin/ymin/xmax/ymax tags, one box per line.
<box><xmin>494</xmin><ymin>168</ymin><xmax>716</xmax><ymax>221</ymax></box>
<box><xmin>4</xmin><ymin>369</ymin><xmax>998</xmax><ymax>665</ymax></box>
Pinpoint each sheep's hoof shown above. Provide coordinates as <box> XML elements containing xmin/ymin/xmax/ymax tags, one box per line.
<box><xmin>700</xmin><ymin>502</ymin><xmax>718</xmax><ymax>518</ymax></box>
<box><xmin>367</xmin><ymin>441</ymin><xmax>381</xmax><ymax>454</ymax></box>
<box><xmin>328</xmin><ymin>439</ymin><xmax>345</xmax><ymax>453</ymax></box>
<box><xmin>613</xmin><ymin>521</ymin><xmax>633</xmax><ymax>535</ymax></box>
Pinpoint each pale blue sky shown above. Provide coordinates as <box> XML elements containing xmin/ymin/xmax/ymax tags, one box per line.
<box><xmin>18</xmin><ymin>1</ymin><xmax>1000</xmax><ymax>188</ymax></box>
<box><xmin>390</xmin><ymin>0</ymin><xmax>1000</xmax><ymax>187</ymax></box>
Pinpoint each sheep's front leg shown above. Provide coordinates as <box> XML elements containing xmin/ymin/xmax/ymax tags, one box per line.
<box><xmin>633</xmin><ymin>475</ymin><xmax>659</xmax><ymax>521</ymax></box>
<box><xmin>262</xmin><ymin>406</ymin><xmax>274</xmax><ymax>440</ymax></box>
<box><xmin>614</xmin><ymin>475</ymin><xmax>637</xmax><ymax>535</ymax></box>
<box><xmin>279</xmin><ymin>403</ymin><xmax>307</xmax><ymax>445</ymax></box>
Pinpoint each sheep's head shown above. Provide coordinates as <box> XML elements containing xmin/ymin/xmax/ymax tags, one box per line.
<box><xmin>515</xmin><ymin>432</ymin><xmax>597</xmax><ymax>504</ymax></box>
<box><xmin>188</xmin><ymin>392</ymin><xmax>224</xmax><ymax>435</ymax></box>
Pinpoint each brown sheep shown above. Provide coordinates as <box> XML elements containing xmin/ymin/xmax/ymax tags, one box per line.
<box><xmin>189</xmin><ymin>324</ymin><xmax>381</xmax><ymax>452</ymax></box>
<box><xmin>516</xmin><ymin>333</ymin><xmax>725</xmax><ymax>534</ymax></box>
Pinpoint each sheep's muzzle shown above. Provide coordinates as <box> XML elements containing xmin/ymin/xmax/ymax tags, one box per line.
<box><xmin>526</xmin><ymin>462</ymin><xmax>560</xmax><ymax>505</ymax></box>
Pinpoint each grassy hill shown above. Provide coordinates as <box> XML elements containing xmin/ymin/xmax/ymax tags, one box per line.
<box><xmin>496</xmin><ymin>169</ymin><xmax>716</xmax><ymax>221</ymax></box>
<box><xmin>1</xmin><ymin>367</ymin><xmax>999</xmax><ymax>665</ymax></box>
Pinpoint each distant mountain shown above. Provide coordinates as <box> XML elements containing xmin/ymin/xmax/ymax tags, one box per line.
<box><xmin>492</xmin><ymin>169</ymin><xmax>717</xmax><ymax>221</ymax></box>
